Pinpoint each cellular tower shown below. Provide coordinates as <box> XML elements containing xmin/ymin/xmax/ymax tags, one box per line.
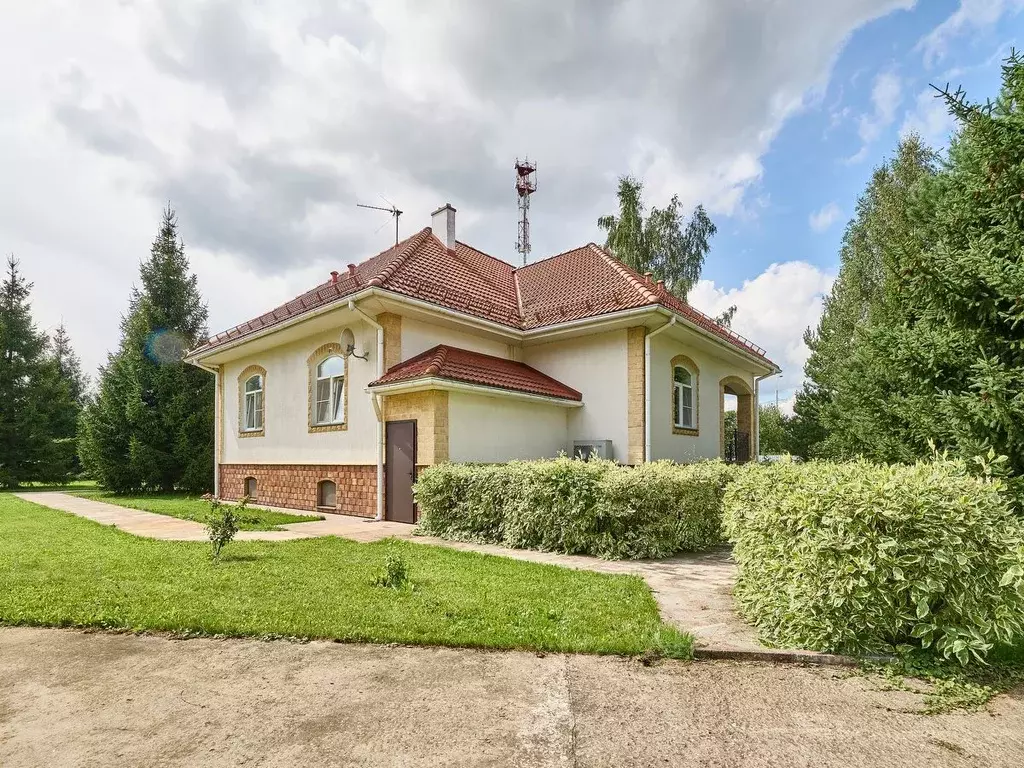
<box><xmin>514</xmin><ymin>158</ymin><xmax>537</xmax><ymax>265</ymax></box>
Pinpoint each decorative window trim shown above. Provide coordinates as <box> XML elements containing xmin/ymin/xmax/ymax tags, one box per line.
<box><xmin>237</xmin><ymin>364</ymin><xmax>267</xmax><ymax>438</ymax></box>
<box><xmin>307</xmin><ymin>343</ymin><xmax>349</xmax><ymax>433</ymax></box>
<box><xmin>670</xmin><ymin>354</ymin><xmax>700</xmax><ymax>436</ymax></box>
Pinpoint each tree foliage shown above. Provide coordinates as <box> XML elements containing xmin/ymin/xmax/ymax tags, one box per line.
<box><xmin>791</xmin><ymin>52</ymin><xmax>1024</xmax><ymax>496</ymax></box>
<box><xmin>0</xmin><ymin>257</ymin><xmax>51</xmax><ymax>486</ymax></box>
<box><xmin>598</xmin><ymin>176</ymin><xmax>717</xmax><ymax>300</ymax></box>
<box><xmin>791</xmin><ymin>135</ymin><xmax>937</xmax><ymax>460</ymax></box>
<box><xmin>42</xmin><ymin>322</ymin><xmax>89</xmax><ymax>482</ymax></box>
<box><xmin>80</xmin><ymin>206</ymin><xmax>214</xmax><ymax>493</ymax></box>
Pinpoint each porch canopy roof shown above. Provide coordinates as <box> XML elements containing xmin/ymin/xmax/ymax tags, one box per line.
<box><xmin>368</xmin><ymin>344</ymin><xmax>583</xmax><ymax>405</ymax></box>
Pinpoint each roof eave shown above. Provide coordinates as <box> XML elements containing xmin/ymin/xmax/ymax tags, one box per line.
<box><xmin>366</xmin><ymin>376</ymin><xmax>584</xmax><ymax>407</ymax></box>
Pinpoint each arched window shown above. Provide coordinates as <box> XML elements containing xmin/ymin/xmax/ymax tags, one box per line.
<box><xmin>244</xmin><ymin>477</ymin><xmax>258</xmax><ymax>500</ymax></box>
<box><xmin>314</xmin><ymin>356</ymin><xmax>346</xmax><ymax>425</ymax></box>
<box><xmin>243</xmin><ymin>374</ymin><xmax>264</xmax><ymax>431</ymax></box>
<box><xmin>673</xmin><ymin>365</ymin><xmax>696</xmax><ymax>430</ymax></box>
<box><xmin>317</xmin><ymin>479</ymin><xmax>337</xmax><ymax>509</ymax></box>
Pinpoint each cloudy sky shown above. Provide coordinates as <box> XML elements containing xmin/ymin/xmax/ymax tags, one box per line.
<box><xmin>3</xmin><ymin>0</ymin><xmax>1021</xmax><ymax>408</ymax></box>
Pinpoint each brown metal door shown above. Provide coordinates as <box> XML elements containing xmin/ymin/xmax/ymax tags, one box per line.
<box><xmin>385</xmin><ymin>420</ymin><xmax>417</xmax><ymax>523</ymax></box>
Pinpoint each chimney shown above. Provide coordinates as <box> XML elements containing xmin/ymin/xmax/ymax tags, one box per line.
<box><xmin>431</xmin><ymin>203</ymin><xmax>457</xmax><ymax>250</ymax></box>
<box><xmin>644</xmin><ymin>272</ymin><xmax>653</xmax><ymax>283</ymax></box>
<box><xmin>347</xmin><ymin>263</ymin><xmax>357</xmax><ymax>277</ymax></box>
<box><xmin>330</xmin><ymin>270</ymin><xmax>339</xmax><ymax>283</ymax></box>
<box><xmin>657</xmin><ymin>279</ymin><xmax>665</xmax><ymax>291</ymax></box>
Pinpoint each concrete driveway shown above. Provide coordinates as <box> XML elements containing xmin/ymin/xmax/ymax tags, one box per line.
<box><xmin>1</xmin><ymin>627</ymin><xmax>1021</xmax><ymax>767</ymax></box>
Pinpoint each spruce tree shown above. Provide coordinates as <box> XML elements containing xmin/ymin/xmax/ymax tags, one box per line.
<box><xmin>80</xmin><ymin>206</ymin><xmax>214</xmax><ymax>493</ymax></box>
<box><xmin>0</xmin><ymin>256</ymin><xmax>51</xmax><ymax>487</ymax></box>
<box><xmin>791</xmin><ymin>136</ymin><xmax>936</xmax><ymax>459</ymax></box>
<box><xmin>897</xmin><ymin>54</ymin><xmax>1024</xmax><ymax>485</ymax></box>
<box><xmin>38</xmin><ymin>322</ymin><xmax>88</xmax><ymax>483</ymax></box>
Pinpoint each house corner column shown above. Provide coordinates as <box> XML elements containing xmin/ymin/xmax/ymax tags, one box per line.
<box><xmin>626</xmin><ymin>326</ymin><xmax>646</xmax><ymax>464</ymax></box>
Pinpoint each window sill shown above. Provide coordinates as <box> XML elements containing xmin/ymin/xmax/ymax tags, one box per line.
<box><xmin>672</xmin><ymin>426</ymin><xmax>699</xmax><ymax>437</ymax></box>
<box><xmin>239</xmin><ymin>429</ymin><xmax>265</xmax><ymax>439</ymax></box>
<box><xmin>309</xmin><ymin>421</ymin><xmax>348</xmax><ymax>434</ymax></box>
<box><xmin>316</xmin><ymin>505</ymin><xmax>338</xmax><ymax>512</ymax></box>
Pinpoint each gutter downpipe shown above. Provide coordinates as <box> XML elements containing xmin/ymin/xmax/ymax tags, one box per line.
<box><xmin>644</xmin><ymin>317</ymin><xmax>677</xmax><ymax>463</ymax></box>
<box><xmin>190</xmin><ymin>360</ymin><xmax>221</xmax><ymax>498</ymax></box>
<box><xmin>348</xmin><ymin>300</ymin><xmax>386</xmax><ymax>521</ymax></box>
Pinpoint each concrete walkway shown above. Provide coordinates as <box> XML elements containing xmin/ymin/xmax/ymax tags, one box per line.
<box><xmin>17</xmin><ymin>491</ymin><xmax>769</xmax><ymax>653</ymax></box>
<box><xmin>13</xmin><ymin>492</ymin><xmax>414</xmax><ymax>542</ymax></box>
<box><xmin>3</xmin><ymin>627</ymin><xmax>1022</xmax><ymax>768</ymax></box>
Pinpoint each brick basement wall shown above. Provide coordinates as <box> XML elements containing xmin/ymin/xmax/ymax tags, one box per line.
<box><xmin>220</xmin><ymin>464</ymin><xmax>376</xmax><ymax>518</ymax></box>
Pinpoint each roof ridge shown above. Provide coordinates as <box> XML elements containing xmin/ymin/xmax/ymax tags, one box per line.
<box><xmin>368</xmin><ymin>228</ymin><xmax>432</xmax><ymax>288</ymax></box>
<box><xmin>425</xmin><ymin>344</ymin><xmax>449</xmax><ymax>375</ymax></box>
<box><xmin>515</xmin><ymin>242</ymin><xmax>593</xmax><ymax>272</ymax></box>
<box><xmin>589</xmin><ymin>243</ymin><xmax>658</xmax><ymax>304</ymax></box>
<box><xmin>453</xmin><ymin>239</ymin><xmax>512</xmax><ymax>268</ymax></box>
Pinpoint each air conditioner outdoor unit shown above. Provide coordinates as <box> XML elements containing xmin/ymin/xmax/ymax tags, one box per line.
<box><xmin>572</xmin><ymin>440</ymin><xmax>613</xmax><ymax>461</ymax></box>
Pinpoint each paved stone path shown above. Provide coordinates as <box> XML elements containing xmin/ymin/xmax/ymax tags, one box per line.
<box><xmin>3</xmin><ymin>627</ymin><xmax>1022</xmax><ymax>768</ymax></box>
<box><xmin>16</xmin><ymin>491</ymin><xmax>772</xmax><ymax>654</ymax></box>
<box><xmin>13</xmin><ymin>492</ymin><xmax>414</xmax><ymax>542</ymax></box>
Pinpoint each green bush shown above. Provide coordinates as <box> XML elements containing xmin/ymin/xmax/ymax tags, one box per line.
<box><xmin>415</xmin><ymin>457</ymin><xmax>733</xmax><ymax>559</ymax></box>
<box><xmin>723</xmin><ymin>458</ymin><xmax>1024</xmax><ymax>663</ymax></box>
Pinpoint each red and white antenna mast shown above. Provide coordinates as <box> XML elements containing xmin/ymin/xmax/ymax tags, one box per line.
<box><xmin>514</xmin><ymin>158</ymin><xmax>537</xmax><ymax>265</ymax></box>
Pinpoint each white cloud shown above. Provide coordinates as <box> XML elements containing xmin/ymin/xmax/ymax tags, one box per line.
<box><xmin>689</xmin><ymin>261</ymin><xmax>836</xmax><ymax>397</ymax></box>
<box><xmin>847</xmin><ymin>70</ymin><xmax>902</xmax><ymax>162</ymax></box>
<box><xmin>919</xmin><ymin>0</ymin><xmax>1024</xmax><ymax>68</ymax></box>
<box><xmin>809</xmin><ymin>201</ymin><xmax>842</xmax><ymax>232</ymax></box>
<box><xmin>1</xmin><ymin>0</ymin><xmax>910</xmax><ymax>377</ymax></box>
<box><xmin>900</xmin><ymin>88</ymin><xmax>958</xmax><ymax>148</ymax></box>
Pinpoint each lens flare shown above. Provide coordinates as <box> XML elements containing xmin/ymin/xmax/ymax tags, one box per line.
<box><xmin>145</xmin><ymin>329</ymin><xmax>188</xmax><ymax>365</ymax></box>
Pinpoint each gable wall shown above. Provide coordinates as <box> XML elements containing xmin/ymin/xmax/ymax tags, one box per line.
<box><xmin>522</xmin><ymin>330</ymin><xmax>629</xmax><ymax>463</ymax></box>
<box><xmin>648</xmin><ymin>332</ymin><xmax>755</xmax><ymax>462</ymax></box>
<box><xmin>401</xmin><ymin>316</ymin><xmax>512</xmax><ymax>362</ymax></box>
<box><xmin>221</xmin><ymin>323</ymin><xmax>378</xmax><ymax>466</ymax></box>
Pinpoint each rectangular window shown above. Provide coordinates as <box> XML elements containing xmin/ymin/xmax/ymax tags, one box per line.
<box><xmin>673</xmin><ymin>379</ymin><xmax>694</xmax><ymax>429</ymax></box>
<box><xmin>244</xmin><ymin>390</ymin><xmax>263</xmax><ymax>430</ymax></box>
<box><xmin>314</xmin><ymin>375</ymin><xmax>345</xmax><ymax>425</ymax></box>
<box><xmin>315</xmin><ymin>379</ymin><xmax>331</xmax><ymax>424</ymax></box>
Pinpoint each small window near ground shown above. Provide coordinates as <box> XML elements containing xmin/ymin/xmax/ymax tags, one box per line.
<box><xmin>673</xmin><ymin>365</ymin><xmax>696</xmax><ymax>429</ymax></box>
<box><xmin>317</xmin><ymin>479</ymin><xmax>337</xmax><ymax>509</ymax></box>
<box><xmin>243</xmin><ymin>374</ymin><xmax>264</xmax><ymax>431</ymax></box>
<box><xmin>244</xmin><ymin>477</ymin><xmax>257</xmax><ymax>500</ymax></box>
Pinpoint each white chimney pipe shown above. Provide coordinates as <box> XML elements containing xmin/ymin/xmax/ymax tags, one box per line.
<box><xmin>431</xmin><ymin>203</ymin><xmax>456</xmax><ymax>250</ymax></box>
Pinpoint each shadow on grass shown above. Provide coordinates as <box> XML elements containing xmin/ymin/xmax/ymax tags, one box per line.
<box><xmin>214</xmin><ymin>552</ymin><xmax>263</xmax><ymax>563</ymax></box>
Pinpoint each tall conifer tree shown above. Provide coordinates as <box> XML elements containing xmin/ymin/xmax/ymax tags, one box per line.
<box><xmin>0</xmin><ymin>256</ymin><xmax>51</xmax><ymax>487</ymax></box>
<box><xmin>80</xmin><ymin>206</ymin><xmax>214</xmax><ymax>492</ymax></box>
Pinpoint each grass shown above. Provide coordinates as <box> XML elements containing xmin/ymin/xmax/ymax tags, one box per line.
<box><xmin>69</xmin><ymin>491</ymin><xmax>323</xmax><ymax>531</ymax></box>
<box><xmin>0</xmin><ymin>494</ymin><xmax>690</xmax><ymax>656</ymax></box>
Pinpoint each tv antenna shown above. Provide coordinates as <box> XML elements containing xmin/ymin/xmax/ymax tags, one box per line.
<box><xmin>514</xmin><ymin>158</ymin><xmax>537</xmax><ymax>265</ymax></box>
<box><xmin>356</xmin><ymin>196</ymin><xmax>403</xmax><ymax>246</ymax></box>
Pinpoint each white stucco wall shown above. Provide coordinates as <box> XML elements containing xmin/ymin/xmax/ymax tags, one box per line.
<box><xmin>447</xmin><ymin>392</ymin><xmax>569</xmax><ymax>462</ymax></box>
<box><xmin>221</xmin><ymin>324</ymin><xmax>379</xmax><ymax>465</ymax></box>
<box><xmin>648</xmin><ymin>333</ymin><xmax>755</xmax><ymax>462</ymax></box>
<box><xmin>522</xmin><ymin>330</ymin><xmax>629</xmax><ymax>463</ymax></box>
<box><xmin>401</xmin><ymin>317</ymin><xmax>510</xmax><ymax>362</ymax></box>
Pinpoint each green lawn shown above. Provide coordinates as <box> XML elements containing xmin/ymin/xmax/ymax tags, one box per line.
<box><xmin>71</xmin><ymin>491</ymin><xmax>322</xmax><ymax>531</ymax></box>
<box><xmin>0</xmin><ymin>495</ymin><xmax>690</xmax><ymax>656</ymax></box>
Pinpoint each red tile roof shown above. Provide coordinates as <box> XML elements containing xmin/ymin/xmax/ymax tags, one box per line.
<box><xmin>370</xmin><ymin>344</ymin><xmax>583</xmax><ymax>402</ymax></box>
<box><xmin>193</xmin><ymin>227</ymin><xmax>775</xmax><ymax>368</ymax></box>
